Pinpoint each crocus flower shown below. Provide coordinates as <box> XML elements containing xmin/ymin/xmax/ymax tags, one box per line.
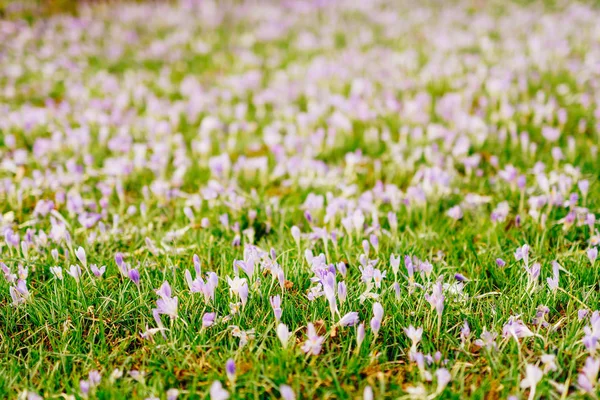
<box><xmin>10</xmin><ymin>280</ymin><xmax>30</xmax><ymax>306</ymax></box>
<box><xmin>357</xmin><ymin>323</ymin><xmax>365</xmax><ymax>349</ymax></box>
<box><xmin>210</xmin><ymin>381</ymin><xmax>229</xmax><ymax>400</ymax></box>
<box><xmin>435</xmin><ymin>368</ymin><xmax>451</xmax><ymax>393</ymax></box>
<box><xmin>588</xmin><ymin>247</ymin><xmax>598</xmax><ymax>265</ymax></box>
<box><xmin>277</xmin><ymin>323</ymin><xmax>290</xmax><ymax>348</ymax></box>
<box><xmin>75</xmin><ymin>246</ymin><xmax>87</xmax><ymax>268</ymax></box>
<box><xmin>91</xmin><ymin>264</ymin><xmax>106</xmax><ymax>278</ymax></box>
<box><xmin>225</xmin><ymin>359</ymin><xmax>235</xmax><ymax>383</ymax></box>
<box><xmin>520</xmin><ymin>364</ymin><xmax>543</xmax><ymax>400</ymax></box>
<box><xmin>302</xmin><ymin>323</ymin><xmax>325</xmax><ymax>355</ymax></box>
<box><xmin>167</xmin><ymin>389</ymin><xmax>179</xmax><ymax>400</ymax></box>
<box><xmin>270</xmin><ymin>295</ymin><xmax>282</xmax><ymax>322</ymax></box>
<box><xmin>67</xmin><ymin>265</ymin><xmax>82</xmax><ymax>282</ymax></box>
<box><xmin>128</xmin><ymin>268</ymin><xmax>140</xmax><ymax>285</ymax></box>
<box><xmin>227</xmin><ymin>276</ymin><xmax>249</xmax><ymax>306</ymax></box>
<box><xmin>424</xmin><ymin>282</ymin><xmax>444</xmax><ymax>316</ymax></box>
<box><xmin>154</xmin><ymin>281</ymin><xmax>178</xmax><ymax>320</ymax></box>
<box><xmin>547</xmin><ymin>261</ymin><xmax>560</xmax><ymax>291</ymax></box>
<box><xmin>202</xmin><ymin>312</ymin><xmax>216</xmax><ymax>328</ymax></box>
<box><xmin>50</xmin><ymin>266</ymin><xmax>63</xmax><ymax>280</ymax></box>
<box><xmin>280</xmin><ymin>385</ymin><xmax>295</xmax><ymax>400</ymax></box>
<box><xmin>404</xmin><ymin>325</ymin><xmax>423</xmax><ymax>353</ymax></box>
<box><xmin>338</xmin><ymin>311</ymin><xmax>359</xmax><ymax>327</ymax></box>
<box><xmin>475</xmin><ymin>329</ymin><xmax>498</xmax><ymax>351</ymax></box>
<box><xmin>578</xmin><ymin>357</ymin><xmax>600</xmax><ymax>394</ymax></box>
<box><xmin>291</xmin><ymin>226</ymin><xmax>301</xmax><ymax>244</ymax></box>
<box><xmin>363</xmin><ymin>385</ymin><xmax>373</xmax><ymax>400</ymax></box>
<box><xmin>390</xmin><ymin>255</ymin><xmax>400</xmax><ymax>277</ymax></box>
<box><xmin>540</xmin><ymin>354</ymin><xmax>557</xmax><ymax>373</ymax></box>
<box><xmin>502</xmin><ymin>317</ymin><xmax>534</xmax><ymax>341</ymax></box>
<box><xmin>460</xmin><ymin>321</ymin><xmax>471</xmax><ymax>343</ymax></box>
<box><xmin>514</xmin><ymin>244</ymin><xmax>530</xmax><ymax>266</ymax></box>
<box><xmin>80</xmin><ymin>380</ymin><xmax>90</xmax><ymax>398</ymax></box>
<box><xmin>337</xmin><ymin>281</ymin><xmax>347</xmax><ymax>303</ymax></box>
<box><xmin>370</xmin><ymin>302</ymin><xmax>384</xmax><ymax>336</ymax></box>
<box><xmin>446</xmin><ymin>205</ymin><xmax>463</xmax><ymax>220</ymax></box>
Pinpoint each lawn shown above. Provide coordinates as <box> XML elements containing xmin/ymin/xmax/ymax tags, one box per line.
<box><xmin>1</xmin><ymin>0</ymin><xmax>600</xmax><ymax>399</ymax></box>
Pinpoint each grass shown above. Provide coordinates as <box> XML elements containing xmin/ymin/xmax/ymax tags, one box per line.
<box><xmin>0</xmin><ymin>0</ymin><xmax>600</xmax><ymax>399</ymax></box>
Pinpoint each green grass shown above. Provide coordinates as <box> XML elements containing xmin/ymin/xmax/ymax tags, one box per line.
<box><xmin>1</xmin><ymin>0</ymin><xmax>600</xmax><ymax>399</ymax></box>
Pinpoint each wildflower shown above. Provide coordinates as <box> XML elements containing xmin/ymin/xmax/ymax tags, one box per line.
<box><xmin>475</xmin><ymin>329</ymin><xmax>498</xmax><ymax>351</ymax></box>
<box><xmin>210</xmin><ymin>381</ymin><xmax>229</xmax><ymax>400</ymax></box>
<box><xmin>547</xmin><ymin>261</ymin><xmax>560</xmax><ymax>291</ymax></box>
<box><xmin>446</xmin><ymin>205</ymin><xmax>463</xmax><ymax>220</ymax></box>
<box><xmin>128</xmin><ymin>268</ymin><xmax>140</xmax><ymax>285</ymax></box>
<box><xmin>372</xmin><ymin>268</ymin><xmax>386</xmax><ymax>289</ymax></box>
<box><xmin>338</xmin><ymin>311</ymin><xmax>359</xmax><ymax>327</ymax></box>
<box><xmin>1</xmin><ymin>263</ymin><xmax>16</xmax><ymax>283</ymax></box>
<box><xmin>75</xmin><ymin>246</ymin><xmax>87</xmax><ymax>268</ymax></box>
<box><xmin>363</xmin><ymin>385</ymin><xmax>373</xmax><ymax>400</ymax></box>
<box><xmin>424</xmin><ymin>282</ymin><xmax>444</xmax><ymax>316</ymax></box>
<box><xmin>230</xmin><ymin>326</ymin><xmax>255</xmax><ymax>348</ymax></box>
<box><xmin>277</xmin><ymin>323</ymin><xmax>291</xmax><ymax>348</ymax></box>
<box><xmin>588</xmin><ymin>247</ymin><xmax>598</xmax><ymax>265</ymax></box>
<box><xmin>503</xmin><ymin>317</ymin><xmax>534</xmax><ymax>341</ymax></box>
<box><xmin>390</xmin><ymin>254</ymin><xmax>400</xmax><ymax>277</ymax></box>
<box><xmin>337</xmin><ymin>281</ymin><xmax>347</xmax><ymax>303</ymax></box>
<box><xmin>357</xmin><ymin>323</ymin><xmax>366</xmax><ymax>349</ymax></box>
<box><xmin>302</xmin><ymin>323</ymin><xmax>325</xmax><ymax>355</ymax></box>
<box><xmin>202</xmin><ymin>312</ymin><xmax>216</xmax><ymax>328</ymax></box>
<box><xmin>583</xmin><ymin>311</ymin><xmax>600</xmax><ymax>353</ymax></box>
<box><xmin>460</xmin><ymin>321</ymin><xmax>471</xmax><ymax>344</ymax></box>
<box><xmin>280</xmin><ymin>385</ymin><xmax>295</xmax><ymax>400</ymax></box>
<box><xmin>154</xmin><ymin>281</ymin><xmax>178</xmax><ymax>319</ymax></box>
<box><xmin>515</xmin><ymin>244</ymin><xmax>530</xmax><ymax>266</ymax></box>
<box><xmin>578</xmin><ymin>357</ymin><xmax>600</xmax><ymax>394</ymax></box>
<box><xmin>291</xmin><ymin>226</ymin><xmax>301</xmax><ymax>244</ymax></box>
<box><xmin>435</xmin><ymin>368</ymin><xmax>451</xmax><ymax>393</ymax></box>
<box><xmin>67</xmin><ymin>265</ymin><xmax>82</xmax><ymax>282</ymax></box>
<box><xmin>227</xmin><ymin>276</ymin><xmax>249</xmax><ymax>306</ymax></box>
<box><xmin>270</xmin><ymin>295</ymin><xmax>282</xmax><ymax>322</ymax></box>
<box><xmin>520</xmin><ymin>364</ymin><xmax>543</xmax><ymax>399</ymax></box>
<box><xmin>91</xmin><ymin>264</ymin><xmax>106</xmax><ymax>278</ymax></box>
<box><xmin>140</xmin><ymin>327</ymin><xmax>167</xmax><ymax>340</ymax></box>
<box><xmin>540</xmin><ymin>354</ymin><xmax>557</xmax><ymax>373</ymax></box>
<box><xmin>370</xmin><ymin>302</ymin><xmax>384</xmax><ymax>336</ymax></box>
<box><xmin>496</xmin><ymin>258</ymin><xmax>506</xmax><ymax>268</ymax></box>
<box><xmin>50</xmin><ymin>266</ymin><xmax>63</xmax><ymax>280</ymax></box>
<box><xmin>167</xmin><ymin>389</ymin><xmax>179</xmax><ymax>400</ymax></box>
<box><xmin>225</xmin><ymin>359</ymin><xmax>235</xmax><ymax>384</ymax></box>
<box><xmin>80</xmin><ymin>380</ymin><xmax>91</xmax><ymax>398</ymax></box>
<box><xmin>392</xmin><ymin>282</ymin><xmax>401</xmax><ymax>301</ymax></box>
<box><xmin>404</xmin><ymin>325</ymin><xmax>423</xmax><ymax>353</ymax></box>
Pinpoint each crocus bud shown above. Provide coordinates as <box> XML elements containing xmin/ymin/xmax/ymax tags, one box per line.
<box><xmin>225</xmin><ymin>359</ymin><xmax>235</xmax><ymax>383</ymax></box>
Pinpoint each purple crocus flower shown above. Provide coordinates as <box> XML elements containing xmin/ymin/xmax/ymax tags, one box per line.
<box><xmin>270</xmin><ymin>295</ymin><xmax>282</xmax><ymax>322</ymax></box>
<box><xmin>280</xmin><ymin>384</ymin><xmax>295</xmax><ymax>400</ymax></box>
<box><xmin>302</xmin><ymin>323</ymin><xmax>325</xmax><ymax>355</ymax></box>
<box><xmin>338</xmin><ymin>311</ymin><xmax>359</xmax><ymax>327</ymax></box>
<box><xmin>154</xmin><ymin>281</ymin><xmax>178</xmax><ymax>320</ymax></box>
<box><xmin>225</xmin><ymin>358</ymin><xmax>235</xmax><ymax>383</ymax></box>
<box><xmin>90</xmin><ymin>264</ymin><xmax>106</xmax><ymax>278</ymax></box>
<box><xmin>128</xmin><ymin>268</ymin><xmax>140</xmax><ymax>285</ymax></box>
<box><xmin>588</xmin><ymin>247</ymin><xmax>598</xmax><ymax>265</ymax></box>
<box><xmin>202</xmin><ymin>312</ymin><xmax>216</xmax><ymax>328</ymax></box>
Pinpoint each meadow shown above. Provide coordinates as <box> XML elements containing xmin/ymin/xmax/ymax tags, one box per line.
<box><xmin>1</xmin><ymin>0</ymin><xmax>600</xmax><ymax>398</ymax></box>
